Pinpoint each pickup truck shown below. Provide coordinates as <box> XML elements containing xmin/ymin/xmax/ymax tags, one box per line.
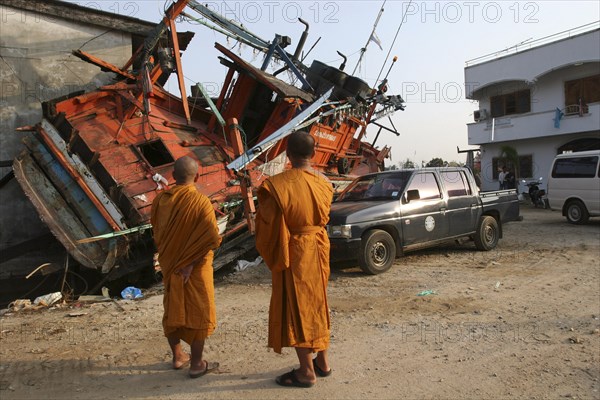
<box><xmin>327</xmin><ymin>167</ymin><xmax>520</xmax><ymax>274</ymax></box>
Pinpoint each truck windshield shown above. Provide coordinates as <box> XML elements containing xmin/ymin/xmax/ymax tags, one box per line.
<box><xmin>336</xmin><ymin>172</ymin><xmax>411</xmax><ymax>202</ymax></box>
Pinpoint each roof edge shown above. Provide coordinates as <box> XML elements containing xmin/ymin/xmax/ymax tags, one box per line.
<box><xmin>0</xmin><ymin>0</ymin><xmax>157</xmax><ymax>36</ymax></box>
<box><xmin>466</xmin><ymin>23</ymin><xmax>600</xmax><ymax>69</ymax></box>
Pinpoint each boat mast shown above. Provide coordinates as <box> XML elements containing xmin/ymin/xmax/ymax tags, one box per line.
<box><xmin>352</xmin><ymin>1</ymin><xmax>386</xmax><ymax>76</ymax></box>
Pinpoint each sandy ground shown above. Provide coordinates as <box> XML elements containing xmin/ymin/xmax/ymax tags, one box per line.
<box><xmin>1</xmin><ymin>205</ymin><xmax>599</xmax><ymax>400</ymax></box>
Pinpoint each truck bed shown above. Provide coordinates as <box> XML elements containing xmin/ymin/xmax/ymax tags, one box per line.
<box><xmin>480</xmin><ymin>189</ymin><xmax>521</xmax><ymax>223</ymax></box>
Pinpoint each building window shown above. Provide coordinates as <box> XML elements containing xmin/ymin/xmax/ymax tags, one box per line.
<box><xmin>492</xmin><ymin>155</ymin><xmax>533</xmax><ymax>179</ymax></box>
<box><xmin>490</xmin><ymin>90</ymin><xmax>530</xmax><ymax>117</ymax></box>
<box><xmin>564</xmin><ymin>74</ymin><xmax>600</xmax><ymax>114</ymax></box>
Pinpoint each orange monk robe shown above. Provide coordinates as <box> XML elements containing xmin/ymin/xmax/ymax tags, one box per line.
<box><xmin>255</xmin><ymin>169</ymin><xmax>333</xmax><ymax>354</ymax></box>
<box><xmin>151</xmin><ymin>184</ymin><xmax>222</xmax><ymax>345</ymax></box>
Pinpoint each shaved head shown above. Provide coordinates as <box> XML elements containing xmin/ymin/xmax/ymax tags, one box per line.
<box><xmin>286</xmin><ymin>131</ymin><xmax>315</xmax><ymax>160</ymax></box>
<box><xmin>173</xmin><ymin>156</ymin><xmax>198</xmax><ymax>184</ymax></box>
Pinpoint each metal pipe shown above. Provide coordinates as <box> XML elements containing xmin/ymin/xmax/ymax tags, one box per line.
<box><xmin>273</xmin><ymin>35</ymin><xmax>321</xmax><ymax>77</ymax></box>
<box><xmin>261</xmin><ymin>36</ymin><xmax>281</xmax><ymax>71</ymax></box>
<box><xmin>293</xmin><ymin>18</ymin><xmax>310</xmax><ymax>60</ymax></box>
<box><xmin>187</xmin><ymin>0</ymin><xmax>270</xmax><ymax>50</ymax></box>
<box><xmin>337</xmin><ymin>51</ymin><xmax>347</xmax><ymax>71</ymax></box>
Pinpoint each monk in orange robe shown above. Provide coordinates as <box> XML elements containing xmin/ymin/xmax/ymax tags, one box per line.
<box><xmin>151</xmin><ymin>156</ymin><xmax>222</xmax><ymax>378</ymax></box>
<box><xmin>255</xmin><ymin>131</ymin><xmax>333</xmax><ymax>388</ymax></box>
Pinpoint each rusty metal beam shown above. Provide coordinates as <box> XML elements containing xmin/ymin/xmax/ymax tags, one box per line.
<box><xmin>168</xmin><ymin>17</ymin><xmax>191</xmax><ymax>124</ymax></box>
<box><xmin>355</xmin><ymin>102</ymin><xmax>378</xmax><ymax>146</ymax></box>
<box><xmin>116</xmin><ymin>91</ymin><xmax>146</xmax><ymax>112</ymax></box>
<box><xmin>100</xmin><ymin>83</ymin><xmax>139</xmax><ymax>91</ymax></box>
<box><xmin>149</xmin><ymin>62</ymin><xmax>164</xmax><ymax>83</ymax></box>
<box><xmin>121</xmin><ymin>42</ymin><xmax>144</xmax><ymax>72</ymax></box>
<box><xmin>72</xmin><ymin>50</ymin><xmax>136</xmax><ymax>80</ymax></box>
<box><xmin>208</xmin><ymin>67</ymin><xmax>234</xmax><ymax>133</ymax></box>
<box><xmin>227</xmin><ymin>118</ymin><xmax>256</xmax><ymax>234</ymax></box>
<box><xmin>163</xmin><ymin>0</ymin><xmax>191</xmax><ymax>24</ymax></box>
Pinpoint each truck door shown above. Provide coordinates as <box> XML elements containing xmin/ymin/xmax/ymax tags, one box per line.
<box><xmin>400</xmin><ymin>172</ymin><xmax>449</xmax><ymax>246</ymax></box>
<box><xmin>440</xmin><ymin>170</ymin><xmax>479</xmax><ymax>236</ymax></box>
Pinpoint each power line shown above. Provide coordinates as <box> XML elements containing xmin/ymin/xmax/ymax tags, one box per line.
<box><xmin>375</xmin><ymin>0</ymin><xmax>413</xmax><ymax>85</ymax></box>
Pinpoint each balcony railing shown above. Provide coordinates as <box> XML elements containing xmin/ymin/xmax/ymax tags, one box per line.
<box><xmin>465</xmin><ymin>21</ymin><xmax>600</xmax><ymax>67</ymax></box>
<box><xmin>563</xmin><ymin>104</ymin><xmax>589</xmax><ymax>116</ymax></box>
<box><xmin>467</xmin><ymin>103</ymin><xmax>600</xmax><ymax>145</ymax></box>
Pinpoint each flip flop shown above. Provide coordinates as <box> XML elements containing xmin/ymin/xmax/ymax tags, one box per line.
<box><xmin>189</xmin><ymin>360</ymin><xmax>219</xmax><ymax>379</ymax></box>
<box><xmin>313</xmin><ymin>358</ymin><xmax>332</xmax><ymax>377</ymax></box>
<box><xmin>275</xmin><ymin>369</ymin><xmax>314</xmax><ymax>388</ymax></box>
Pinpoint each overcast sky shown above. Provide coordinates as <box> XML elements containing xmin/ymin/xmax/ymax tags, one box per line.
<box><xmin>67</xmin><ymin>1</ymin><xmax>600</xmax><ymax>165</ymax></box>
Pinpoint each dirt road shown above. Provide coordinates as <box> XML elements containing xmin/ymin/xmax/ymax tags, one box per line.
<box><xmin>1</xmin><ymin>206</ymin><xmax>599</xmax><ymax>399</ymax></box>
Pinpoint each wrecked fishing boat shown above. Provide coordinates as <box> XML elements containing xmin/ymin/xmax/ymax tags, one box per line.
<box><xmin>13</xmin><ymin>0</ymin><xmax>405</xmax><ymax>279</ymax></box>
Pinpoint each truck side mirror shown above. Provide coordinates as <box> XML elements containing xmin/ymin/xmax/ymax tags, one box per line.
<box><xmin>404</xmin><ymin>189</ymin><xmax>420</xmax><ymax>203</ymax></box>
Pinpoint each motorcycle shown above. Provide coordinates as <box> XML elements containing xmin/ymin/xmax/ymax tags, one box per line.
<box><xmin>522</xmin><ymin>178</ymin><xmax>547</xmax><ymax>208</ymax></box>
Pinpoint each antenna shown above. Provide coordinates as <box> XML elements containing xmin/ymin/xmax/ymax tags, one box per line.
<box><xmin>375</xmin><ymin>0</ymin><xmax>413</xmax><ymax>85</ymax></box>
<box><xmin>352</xmin><ymin>1</ymin><xmax>386</xmax><ymax>76</ymax></box>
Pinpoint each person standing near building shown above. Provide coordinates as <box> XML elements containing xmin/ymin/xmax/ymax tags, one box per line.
<box><xmin>255</xmin><ymin>131</ymin><xmax>334</xmax><ymax>388</ymax></box>
<box><xmin>505</xmin><ymin>168</ymin><xmax>516</xmax><ymax>189</ymax></box>
<box><xmin>498</xmin><ymin>166</ymin><xmax>507</xmax><ymax>189</ymax></box>
<box><xmin>151</xmin><ymin>156</ymin><xmax>222</xmax><ymax>379</ymax></box>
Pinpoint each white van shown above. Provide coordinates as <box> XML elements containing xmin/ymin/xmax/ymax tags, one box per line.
<box><xmin>547</xmin><ymin>150</ymin><xmax>600</xmax><ymax>224</ymax></box>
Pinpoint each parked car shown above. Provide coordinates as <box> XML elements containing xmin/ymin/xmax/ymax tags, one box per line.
<box><xmin>327</xmin><ymin>167</ymin><xmax>521</xmax><ymax>274</ymax></box>
<box><xmin>547</xmin><ymin>150</ymin><xmax>600</xmax><ymax>224</ymax></box>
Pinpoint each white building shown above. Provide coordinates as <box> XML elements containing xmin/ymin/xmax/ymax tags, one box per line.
<box><xmin>464</xmin><ymin>23</ymin><xmax>600</xmax><ymax>192</ymax></box>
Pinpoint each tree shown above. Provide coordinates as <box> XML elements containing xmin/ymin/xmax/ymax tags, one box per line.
<box><xmin>499</xmin><ymin>145</ymin><xmax>519</xmax><ymax>178</ymax></box>
<box><xmin>498</xmin><ymin>145</ymin><xmax>519</xmax><ymax>189</ymax></box>
<box><xmin>425</xmin><ymin>157</ymin><xmax>447</xmax><ymax>167</ymax></box>
<box><xmin>401</xmin><ymin>158</ymin><xmax>416</xmax><ymax>169</ymax></box>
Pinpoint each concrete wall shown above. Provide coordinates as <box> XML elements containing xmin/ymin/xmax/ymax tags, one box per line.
<box><xmin>0</xmin><ymin>5</ymin><xmax>133</xmax><ymax>269</ymax></box>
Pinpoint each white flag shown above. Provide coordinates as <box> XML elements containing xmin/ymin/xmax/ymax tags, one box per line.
<box><xmin>369</xmin><ymin>32</ymin><xmax>383</xmax><ymax>50</ymax></box>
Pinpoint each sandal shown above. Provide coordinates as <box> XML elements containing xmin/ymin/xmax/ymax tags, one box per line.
<box><xmin>189</xmin><ymin>360</ymin><xmax>219</xmax><ymax>379</ymax></box>
<box><xmin>313</xmin><ymin>358</ymin><xmax>332</xmax><ymax>377</ymax></box>
<box><xmin>275</xmin><ymin>369</ymin><xmax>314</xmax><ymax>388</ymax></box>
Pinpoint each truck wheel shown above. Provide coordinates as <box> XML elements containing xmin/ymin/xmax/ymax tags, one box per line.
<box><xmin>337</xmin><ymin>157</ymin><xmax>350</xmax><ymax>175</ymax></box>
<box><xmin>358</xmin><ymin>230</ymin><xmax>396</xmax><ymax>274</ymax></box>
<box><xmin>566</xmin><ymin>200</ymin><xmax>589</xmax><ymax>224</ymax></box>
<box><xmin>474</xmin><ymin>215</ymin><xmax>499</xmax><ymax>251</ymax></box>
